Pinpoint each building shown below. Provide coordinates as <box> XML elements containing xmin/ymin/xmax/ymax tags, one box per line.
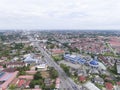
<box><xmin>24</xmin><ymin>55</ymin><xmax>39</xmax><ymax>65</ymax></box>
<box><xmin>83</xmin><ymin>81</ymin><xmax>100</xmax><ymax>90</ymax></box>
<box><xmin>88</xmin><ymin>68</ymin><xmax>99</xmax><ymax>74</ymax></box>
<box><xmin>116</xmin><ymin>59</ymin><xmax>120</xmax><ymax>74</ymax></box>
<box><xmin>116</xmin><ymin>63</ymin><xmax>120</xmax><ymax>74</ymax></box>
<box><xmin>89</xmin><ymin>60</ymin><xmax>99</xmax><ymax>68</ymax></box>
<box><xmin>0</xmin><ymin>71</ymin><xmax>18</xmax><ymax>90</ymax></box>
<box><xmin>105</xmin><ymin>82</ymin><xmax>113</xmax><ymax>90</ymax></box>
<box><xmin>35</xmin><ymin>63</ymin><xmax>48</xmax><ymax>71</ymax></box>
<box><xmin>64</xmin><ymin>54</ymin><xmax>86</xmax><ymax>64</ymax></box>
<box><xmin>116</xmin><ymin>82</ymin><xmax>120</xmax><ymax>90</ymax></box>
<box><xmin>55</xmin><ymin>78</ymin><xmax>60</xmax><ymax>89</ymax></box>
<box><xmin>18</xmin><ymin>75</ymin><xmax>33</xmax><ymax>80</ymax></box>
<box><xmin>6</xmin><ymin>61</ymin><xmax>26</xmax><ymax>68</ymax></box>
<box><xmin>0</xmin><ymin>66</ymin><xmax>3</xmax><ymax>71</ymax></box>
<box><xmin>44</xmin><ymin>78</ymin><xmax>52</xmax><ymax>86</ymax></box>
<box><xmin>79</xmin><ymin>76</ymin><xmax>86</xmax><ymax>83</ymax></box>
<box><xmin>51</xmin><ymin>49</ymin><xmax>65</xmax><ymax>56</ymax></box>
<box><xmin>93</xmin><ymin>76</ymin><xmax>104</xmax><ymax>85</ymax></box>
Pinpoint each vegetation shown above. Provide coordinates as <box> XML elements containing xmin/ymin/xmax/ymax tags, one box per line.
<box><xmin>9</xmin><ymin>84</ymin><xmax>17</xmax><ymax>90</ymax></box>
<box><xmin>49</xmin><ymin>67</ymin><xmax>58</xmax><ymax>79</ymax></box>
<box><xmin>109</xmin><ymin>64</ymin><xmax>117</xmax><ymax>75</ymax></box>
<box><xmin>60</xmin><ymin>64</ymin><xmax>70</xmax><ymax>76</ymax></box>
<box><xmin>95</xmin><ymin>83</ymin><xmax>104</xmax><ymax>90</ymax></box>
<box><xmin>30</xmin><ymin>68</ymin><xmax>57</xmax><ymax>89</ymax></box>
<box><xmin>17</xmin><ymin>65</ymin><xmax>30</xmax><ymax>75</ymax></box>
<box><xmin>29</xmin><ymin>71</ymin><xmax>44</xmax><ymax>88</ymax></box>
<box><xmin>52</xmin><ymin>55</ymin><xmax>62</xmax><ymax>62</ymax></box>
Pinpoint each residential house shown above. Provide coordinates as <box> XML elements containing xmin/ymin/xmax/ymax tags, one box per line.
<box><xmin>105</xmin><ymin>82</ymin><xmax>113</xmax><ymax>90</ymax></box>
<box><xmin>79</xmin><ymin>76</ymin><xmax>86</xmax><ymax>83</ymax></box>
<box><xmin>51</xmin><ymin>49</ymin><xmax>65</xmax><ymax>56</ymax></box>
<box><xmin>0</xmin><ymin>71</ymin><xmax>18</xmax><ymax>90</ymax></box>
<box><xmin>6</xmin><ymin>61</ymin><xmax>26</xmax><ymax>68</ymax></box>
<box><xmin>93</xmin><ymin>76</ymin><xmax>104</xmax><ymax>85</ymax></box>
<box><xmin>116</xmin><ymin>82</ymin><xmax>120</xmax><ymax>90</ymax></box>
<box><xmin>44</xmin><ymin>78</ymin><xmax>52</xmax><ymax>87</ymax></box>
<box><xmin>35</xmin><ymin>63</ymin><xmax>48</xmax><ymax>71</ymax></box>
<box><xmin>116</xmin><ymin>59</ymin><xmax>120</xmax><ymax>74</ymax></box>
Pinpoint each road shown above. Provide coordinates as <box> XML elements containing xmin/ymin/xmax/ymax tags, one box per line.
<box><xmin>28</xmin><ymin>35</ymin><xmax>82</xmax><ymax>90</ymax></box>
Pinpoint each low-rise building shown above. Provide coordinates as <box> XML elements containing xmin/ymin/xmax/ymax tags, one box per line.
<box><xmin>0</xmin><ymin>71</ymin><xmax>18</xmax><ymax>90</ymax></box>
<box><xmin>44</xmin><ymin>78</ymin><xmax>52</xmax><ymax>87</ymax></box>
<box><xmin>51</xmin><ymin>49</ymin><xmax>65</xmax><ymax>56</ymax></box>
<box><xmin>93</xmin><ymin>76</ymin><xmax>104</xmax><ymax>85</ymax></box>
<box><xmin>35</xmin><ymin>63</ymin><xmax>48</xmax><ymax>71</ymax></box>
<box><xmin>79</xmin><ymin>76</ymin><xmax>86</xmax><ymax>83</ymax></box>
<box><xmin>6</xmin><ymin>61</ymin><xmax>26</xmax><ymax>68</ymax></box>
<box><xmin>64</xmin><ymin>54</ymin><xmax>86</xmax><ymax>64</ymax></box>
<box><xmin>105</xmin><ymin>82</ymin><xmax>113</xmax><ymax>90</ymax></box>
<box><xmin>83</xmin><ymin>81</ymin><xmax>100</xmax><ymax>90</ymax></box>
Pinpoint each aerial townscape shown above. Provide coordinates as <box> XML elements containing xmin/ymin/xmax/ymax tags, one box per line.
<box><xmin>0</xmin><ymin>30</ymin><xmax>119</xmax><ymax>90</ymax></box>
<box><xmin>0</xmin><ymin>0</ymin><xmax>120</xmax><ymax>89</ymax></box>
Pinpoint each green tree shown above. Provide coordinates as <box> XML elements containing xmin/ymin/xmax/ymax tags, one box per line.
<box><xmin>9</xmin><ymin>84</ymin><xmax>16</xmax><ymax>90</ymax></box>
<box><xmin>34</xmin><ymin>72</ymin><xmax>42</xmax><ymax>80</ymax></box>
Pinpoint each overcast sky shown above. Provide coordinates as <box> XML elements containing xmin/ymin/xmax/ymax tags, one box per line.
<box><xmin>0</xmin><ymin>0</ymin><xmax>120</xmax><ymax>30</ymax></box>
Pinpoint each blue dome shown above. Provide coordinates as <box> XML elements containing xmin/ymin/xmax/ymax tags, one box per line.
<box><xmin>90</xmin><ymin>60</ymin><xmax>98</xmax><ymax>65</ymax></box>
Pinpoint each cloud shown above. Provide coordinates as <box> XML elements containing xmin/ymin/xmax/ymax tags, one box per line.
<box><xmin>0</xmin><ymin>0</ymin><xmax>120</xmax><ymax>29</ymax></box>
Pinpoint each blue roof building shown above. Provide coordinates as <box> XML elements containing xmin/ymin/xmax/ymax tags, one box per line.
<box><xmin>64</xmin><ymin>54</ymin><xmax>86</xmax><ymax>64</ymax></box>
<box><xmin>89</xmin><ymin>60</ymin><xmax>99</xmax><ymax>68</ymax></box>
<box><xmin>24</xmin><ymin>55</ymin><xmax>39</xmax><ymax>64</ymax></box>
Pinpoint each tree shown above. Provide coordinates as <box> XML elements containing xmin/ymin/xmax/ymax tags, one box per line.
<box><xmin>9</xmin><ymin>84</ymin><xmax>16</xmax><ymax>90</ymax></box>
<box><xmin>34</xmin><ymin>72</ymin><xmax>42</xmax><ymax>80</ymax></box>
<box><xmin>60</xmin><ymin>64</ymin><xmax>70</xmax><ymax>76</ymax></box>
<box><xmin>3</xmin><ymin>64</ymin><xmax>6</xmax><ymax>68</ymax></box>
<box><xmin>49</xmin><ymin>67</ymin><xmax>58</xmax><ymax>79</ymax></box>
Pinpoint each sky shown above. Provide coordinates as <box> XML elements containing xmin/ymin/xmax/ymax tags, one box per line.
<box><xmin>0</xmin><ymin>0</ymin><xmax>120</xmax><ymax>30</ymax></box>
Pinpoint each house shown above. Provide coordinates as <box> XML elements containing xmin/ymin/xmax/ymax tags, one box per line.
<box><xmin>83</xmin><ymin>81</ymin><xmax>100</xmax><ymax>90</ymax></box>
<box><xmin>79</xmin><ymin>76</ymin><xmax>86</xmax><ymax>83</ymax></box>
<box><xmin>17</xmin><ymin>79</ymin><xmax>31</xmax><ymax>88</ymax></box>
<box><xmin>17</xmin><ymin>79</ymin><xmax>26</xmax><ymax>88</ymax></box>
<box><xmin>3</xmin><ymin>68</ymin><xmax>16</xmax><ymax>72</ymax></box>
<box><xmin>10</xmin><ymin>78</ymin><xmax>19</xmax><ymax>86</ymax></box>
<box><xmin>116</xmin><ymin>60</ymin><xmax>120</xmax><ymax>74</ymax></box>
<box><xmin>88</xmin><ymin>68</ymin><xmax>99</xmax><ymax>74</ymax></box>
<box><xmin>6</xmin><ymin>61</ymin><xmax>26</xmax><ymax>68</ymax></box>
<box><xmin>26</xmin><ymin>71</ymin><xmax>37</xmax><ymax>75</ymax></box>
<box><xmin>44</xmin><ymin>78</ymin><xmax>52</xmax><ymax>86</ymax></box>
<box><xmin>89</xmin><ymin>60</ymin><xmax>99</xmax><ymax>68</ymax></box>
<box><xmin>105</xmin><ymin>82</ymin><xmax>113</xmax><ymax>90</ymax></box>
<box><xmin>24</xmin><ymin>55</ymin><xmax>39</xmax><ymax>65</ymax></box>
<box><xmin>77</xmin><ymin>69</ymin><xmax>87</xmax><ymax>76</ymax></box>
<box><xmin>0</xmin><ymin>66</ymin><xmax>3</xmax><ymax>71</ymax></box>
<box><xmin>18</xmin><ymin>75</ymin><xmax>33</xmax><ymax>80</ymax></box>
<box><xmin>51</xmin><ymin>49</ymin><xmax>65</xmax><ymax>56</ymax></box>
<box><xmin>0</xmin><ymin>71</ymin><xmax>18</xmax><ymax>90</ymax></box>
<box><xmin>93</xmin><ymin>76</ymin><xmax>104</xmax><ymax>85</ymax></box>
<box><xmin>69</xmin><ymin>68</ymin><xmax>77</xmax><ymax>75</ymax></box>
<box><xmin>100</xmin><ymin>70</ymin><xmax>110</xmax><ymax>76</ymax></box>
<box><xmin>116</xmin><ymin>82</ymin><xmax>120</xmax><ymax>90</ymax></box>
<box><xmin>35</xmin><ymin>63</ymin><xmax>48</xmax><ymax>71</ymax></box>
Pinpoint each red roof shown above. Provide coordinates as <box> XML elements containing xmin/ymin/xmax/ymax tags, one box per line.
<box><xmin>105</xmin><ymin>82</ymin><xmax>113</xmax><ymax>90</ymax></box>
<box><xmin>117</xmin><ymin>82</ymin><xmax>120</xmax><ymax>86</ymax></box>
<box><xmin>79</xmin><ymin>76</ymin><xmax>86</xmax><ymax>82</ymax></box>
<box><xmin>18</xmin><ymin>79</ymin><xmax>26</xmax><ymax>87</ymax></box>
<box><xmin>26</xmin><ymin>81</ymin><xmax>31</xmax><ymax>87</ymax></box>
<box><xmin>18</xmin><ymin>75</ymin><xmax>33</xmax><ymax>80</ymax></box>
<box><xmin>52</xmin><ymin>49</ymin><xmax>64</xmax><ymax>54</ymax></box>
<box><xmin>56</xmin><ymin>78</ymin><xmax>60</xmax><ymax>84</ymax></box>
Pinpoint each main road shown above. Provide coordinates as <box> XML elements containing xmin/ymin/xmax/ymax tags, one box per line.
<box><xmin>28</xmin><ymin>35</ymin><xmax>82</xmax><ymax>90</ymax></box>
